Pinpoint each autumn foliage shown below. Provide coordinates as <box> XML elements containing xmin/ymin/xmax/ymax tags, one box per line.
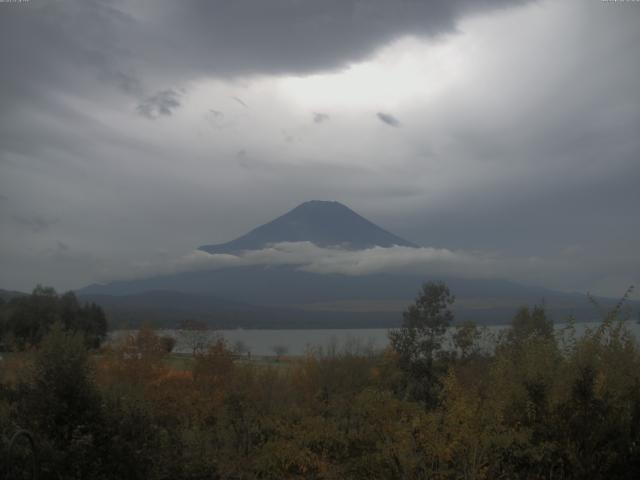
<box><xmin>1</xmin><ymin>285</ymin><xmax>639</xmax><ymax>479</ymax></box>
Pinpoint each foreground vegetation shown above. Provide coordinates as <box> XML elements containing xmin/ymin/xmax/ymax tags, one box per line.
<box><xmin>1</xmin><ymin>284</ymin><xmax>639</xmax><ymax>479</ymax></box>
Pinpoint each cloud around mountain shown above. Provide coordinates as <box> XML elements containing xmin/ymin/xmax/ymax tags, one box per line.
<box><xmin>122</xmin><ymin>241</ymin><xmax>556</xmax><ymax>286</ymax></box>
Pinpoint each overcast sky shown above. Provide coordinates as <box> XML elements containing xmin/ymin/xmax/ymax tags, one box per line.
<box><xmin>1</xmin><ymin>0</ymin><xmax>639</xmax><ymax>298</ymax></box>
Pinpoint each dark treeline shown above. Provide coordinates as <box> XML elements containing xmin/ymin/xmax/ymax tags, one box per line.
<box><xmin>1</xmin><ymin>283</ymin><xmax>639</xmax><ymax>479</ymax></box>
<box><xmin>0</xmin><ymin>285</ymin><xmax>108</xmax><ymax>349</ymax></box>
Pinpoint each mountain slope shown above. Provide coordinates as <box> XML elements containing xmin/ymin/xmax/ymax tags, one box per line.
<box><xmin>199</xmin><ymin>200</ymin><xmax>418</xmax><ymax>253</ymax></box>
<box><xmin>0</xmin><ymin>288</ymin><xmax>28</xmax><ymax>302</ymax></box>
<box><xmin>78</xmin><ymin>288</ymin><xmax>399</xmax><ymax>329</ymax></box>
<box><xmin>78</xmin><ymin>266</ymin><xmax>637</xmax><ymax>326</ymax></box>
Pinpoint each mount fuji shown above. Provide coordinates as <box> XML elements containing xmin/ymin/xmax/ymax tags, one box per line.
<box><xmin>78</xmin><ymin>201</ymin><xmax>629</xmax><ymax>328</ymax></box>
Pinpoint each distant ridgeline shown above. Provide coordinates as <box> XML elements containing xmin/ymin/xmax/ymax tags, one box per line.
<box><xmin>75</xmin><ymin>201</ymin><xmax>638</xmax><ymax>329</ymax></box>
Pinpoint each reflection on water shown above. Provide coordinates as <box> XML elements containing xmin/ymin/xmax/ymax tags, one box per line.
<box><xmin>109</xmin><ymin>320</ymin><xmax>640</xmax><ymax>357</ymax></box>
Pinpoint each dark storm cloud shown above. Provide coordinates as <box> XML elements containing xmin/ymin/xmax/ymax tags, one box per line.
<box><xmin>0</xmin><ymin>1</ymin><xmax>138</xmax><ymax>103</ymax></box>
<box><xmin>377</xmin><ymin>112</ymin><xmax>401</xmax><ymax>127</ymax></box>
<box><xmin>113</xmin><ymin>0</ymin><xmax>533</xmax><ymax>81</ymax></box>
<box><xmin>136</xmin><ymin>89</ymin><xmax>182</xmax><ymax>119</ymax></box>
<box><xmin>0</xmin><ymin>0</ymin><xmax>531</xmax><ymax>105</ymax></box>
<box><xmin>0</xmin><ymin>0</ymin><xmax>530</xmax><ymax>164</ymax></box>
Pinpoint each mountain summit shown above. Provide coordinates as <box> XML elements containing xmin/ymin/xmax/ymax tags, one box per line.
<box><xmin>198</xmin><ymin>200</ymin><xmax>418</xmax><ymax>254</ymax></box>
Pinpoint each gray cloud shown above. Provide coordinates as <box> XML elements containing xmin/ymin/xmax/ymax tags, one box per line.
<box><xmin>102</xmin><ymin>243</ymin><xmax>504</xmax><ymax>280</ymax></box>
<box><xmin>110</xmin><ymin>243</ymin><xmax>639</xmax><ymax>299</ymax></box>
<box><xmin>136</xmin><ymin>89</ymin><xmax>181</xmax><ymax>118</ymax></box>
<box><xmin>232</xmin><ymin>97</ymin><xmax>249</xmax><ymax>108</ymax></box>
<box><xmin>11</xmin><ymin>214</ymin><xmax>58</xmax><ymax>234</ymax></box>
<box><xmin>205</xmin><ymin>109</ymin><xmax>233</xmax><ymax>130</ymax></box>
<box><xmin>313</xmin><ymin>113</ymin><xmax>330</xmax><ymax>124</ymax></box>
<box><xmin>376</xmin><ymin>112</ymin><xmax>401</xmax><ymax>127</ymax></box>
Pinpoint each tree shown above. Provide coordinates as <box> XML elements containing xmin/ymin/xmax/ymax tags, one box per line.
<box><xmin>389</xmin><ymin>281</ymin><xmax>455</xmax><ymax>405</ymax></box>
<box><xmin>17</xmin><ymin>323</ymin><xmax>104</xmax><ymax>478</ymax></box>
<box><xmin>178</xmin><ymin>319</ymin><xmax>209</xmax><ymax>356</ymax></box>
<box><xmin>193</xmin><ymin>338</ymin><xmax>235</xmax><ymax>400</ymax></box>
<box><xmin>3</xmin><ymin>286</ymin><xmax>107</xmax><ymax>349</ymax></box>
<box><xmin>159</xmin><ymin>335</ymin><xmax>177</xmax><ymax>353</ymax></box>
<box><xmin>452</xmin><ymin>320</ymin><xmax>482</xmax><ymax>360</ymax></box>
<box><xmin>59</xmin><ymin>291</ymin><xmax>108</xmax><ymax>348</ymax></box>
<box><xmin>5</xmin><ymin>285</ymin><xmax>59</xmax><ymax>348</ymax></box>
<box><xmin>508</xmin><ymin>304</ymin><xmax>553</xmax><ymax>344</ymax></box>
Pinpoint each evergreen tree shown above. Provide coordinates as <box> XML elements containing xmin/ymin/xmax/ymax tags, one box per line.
<box><xmin>389</xmin><ymin>281</ymin><xmax>455</xmax><ymax>405</ymax></box>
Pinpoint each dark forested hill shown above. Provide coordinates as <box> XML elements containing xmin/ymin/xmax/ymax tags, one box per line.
<box><xmin>0</xmin><ymin>288</ymin><xmax>27</xmax><ymax>302</ymax></box>
<box><xmin>78</xmin><ymin>268</ymin><xmax>637</xmax><ymax>328</ymax></box>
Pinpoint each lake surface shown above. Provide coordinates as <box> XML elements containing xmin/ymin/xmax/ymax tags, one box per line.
<box><xmin>110</xmin><ymin>320</ymin><xmax>640</xmax><ymax>357</ymax></box>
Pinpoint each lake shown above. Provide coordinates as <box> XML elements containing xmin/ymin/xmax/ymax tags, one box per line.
<box><xmin>110</xmin><ymin>320</ymin><xmax>640</xmax><ymax>357</ymax></box>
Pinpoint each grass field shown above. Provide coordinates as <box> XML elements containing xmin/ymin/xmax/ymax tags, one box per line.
<box><xmin>163</xmin><ymin>352</ymin><xmax>297</xmax><ymax>372</ymax></box>
<box><xmin>0</xmin><ymin>349</ymin><xmax>297</xmax><ymax>380</ymax></box>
